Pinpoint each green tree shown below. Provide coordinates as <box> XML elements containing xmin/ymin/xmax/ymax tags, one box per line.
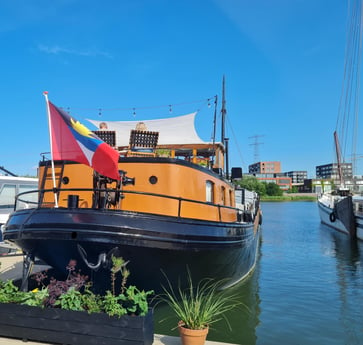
<box><xmin>236</xmin><ymin>176</ymin><xmax>266</xmax><ymax>196</ymax></box>
<box><xmin>265</xmin><ymin>182</ymin><xmax>283</xmax><ymax>196</ymax></box>
<box><xmin>287</xmin><ymin>186</ymin><xmax>298</xmax><ymax>193</ymax></box>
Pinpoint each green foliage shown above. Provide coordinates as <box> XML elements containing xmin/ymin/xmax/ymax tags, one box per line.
<box><xmin>286</xmin><ymin>186</ymin><xmax>298</xmax><ymax>193</ymax></box>
<box><xmin>102</xmin><ymin>291</ymin><xmax>127</xmax><ymax>317</ymax></box>
<box><xmin>158</xmin><ymin>271</ymin><xmax>243</xmax><ymax>330</ymax></box>
<box><xmin>265</xmin><ymin>182</ymin><xmax>283</xmax><ymax>196</ymax></box>
<box><xmin>54</xmin><ymin>287</ymin><xmax>85</xmax><ymax>311</ymax></box>
<box><xmin>155</xmin><ymin>149</ymin><xmax>171</xmax><ymax>157</ymax></box>
<box><xmin>118</xmin><ymin>285</ymin><xmax>153</xmax><ymax>316</ymax></box>
<box><xmin>81</xmin><ymin>286</ymin><xmax>102</xmax><ymax>314</ymax></box>
<box><xmin>110</xmin><ymin>256</ymin><xmax>130</xmax><ymax>295</ymax></box>
<box><xmin>236</xmin><ymin>176</ymin><xmax>265</xmax><ymax>195</ymax></box>
<box><xmin>236</xmin><ymin>176</ymin><xmax>285</xmax><ymax>197</ymax></box>
<box><xmin>0</xmin><ymin>280</ymin><xmax>22</xmax><ymax>303</ymax></box>
<box><xmin>20</xmin><ymin>288</ymin><xmax>49</xmax><ymax>307</ymax></box>
<box><xmin>261</xmin><ymin>195</ymin><xmax>316</xmax><ymax>202</ymax></box>
<box><xmin>0</xmin><ymin>256</ymin><xmax>153</xmax><ymax>318</ymax></box>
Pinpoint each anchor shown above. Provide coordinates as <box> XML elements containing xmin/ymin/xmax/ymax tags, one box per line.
<box><xmin>77</xmin><ymin>245</ymin><xmax>120</xmax><ymax>271</ymax></box>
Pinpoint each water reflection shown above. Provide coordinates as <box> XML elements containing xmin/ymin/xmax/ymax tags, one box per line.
<box><xmin>320</xmin><ymin>224</ymin><xmax>363</xmax><ymax>345</ymax></box>
<box><xmin>155</xmin><ymin>203</ymin><xmax>363</xmax><ymax>345</ymax></box>
<box><xmin>153</xmin><ymin>250</ymin><xmax>261</xmax><ymax>345</ymax></box>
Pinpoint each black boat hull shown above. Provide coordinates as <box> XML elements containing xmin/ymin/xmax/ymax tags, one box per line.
<box><xmin>4</xmin><ymin>207</ymin><xmax>260</xmax><ymax>292</ymax></box>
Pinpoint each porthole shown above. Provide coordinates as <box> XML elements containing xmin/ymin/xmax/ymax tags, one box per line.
<box><xmin>62</xmin><ymin>176</ymin><xmax>70</xmax><ymax>184</ymax></box>
<box><xmin>149</xmin><ymin>176</ymin><xmax>158</xmax><ymax>184</ymax></box>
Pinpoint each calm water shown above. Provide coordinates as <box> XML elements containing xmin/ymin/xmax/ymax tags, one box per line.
<box><xmin>154</xmin><ymin>201</ymin><xmax>363</xmax><ymax>345</ymax></box>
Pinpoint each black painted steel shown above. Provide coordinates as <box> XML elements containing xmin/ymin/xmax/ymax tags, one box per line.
<box><xmin>4</xmin><ymin>206</ymin><xmax>260</xmax><ymax>292</ymax></box>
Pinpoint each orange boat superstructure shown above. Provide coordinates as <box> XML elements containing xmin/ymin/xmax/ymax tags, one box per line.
<box><xmin>38</xmin><ymin>140</ymin><xmax>248</xmax><ymax>224</ymax></box>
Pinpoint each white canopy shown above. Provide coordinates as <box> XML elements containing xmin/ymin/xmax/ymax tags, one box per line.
<box><xmin>87</xmin><ymin>112</ymin><xmax>206</xmax><ymax>147</ymax></box>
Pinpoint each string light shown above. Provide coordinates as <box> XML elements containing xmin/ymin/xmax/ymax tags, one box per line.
<box><xmin>60</xmin><ymin>97</ymin><xmax>213</xmax><ymax>114</ymax></box>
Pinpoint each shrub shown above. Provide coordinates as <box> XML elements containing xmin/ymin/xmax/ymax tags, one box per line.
<box><xmin>0</xmin><ymin>256</ymin><xmax>153</xmax><ymax>317</ymax></box>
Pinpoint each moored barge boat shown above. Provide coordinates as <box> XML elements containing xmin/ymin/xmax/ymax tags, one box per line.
<box><xmin>4</xmin><ymin>86</ymin><xmax>262</xmax><ymax>292</ymax></box>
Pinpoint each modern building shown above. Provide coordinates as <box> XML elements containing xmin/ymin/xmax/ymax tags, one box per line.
<box><xmin>303</xmin><ymin>179</ymin><xmax>332</xmax><ymax>194</ymax></box>
<box><xmin>248</xmin><ymin>161</ymin><xmax>281</xmax><ymax>174</ymax></box>
<box><xmin>284</xmin><ymin>171</ymin><xmax>308</xmax><ymax>184</ymax></box>
<box><xmin>316</xmin><ymin>163</ymin><xmax>352</xmax><ymax>180</ymax></box>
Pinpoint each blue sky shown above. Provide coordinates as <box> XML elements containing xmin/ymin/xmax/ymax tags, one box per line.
<box><xmin>0</xmin><ymin>0</ymin><xmax>357</xmax><ymax>178</ymax></box>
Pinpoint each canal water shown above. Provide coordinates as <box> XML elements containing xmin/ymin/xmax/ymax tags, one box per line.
<box><xmin>154</xmin><ymin>201</ymin><xmax>363</xmax><ymax>345</ymax></box>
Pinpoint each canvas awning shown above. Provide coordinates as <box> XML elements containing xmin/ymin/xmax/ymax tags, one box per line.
<box><xmin>87</xmin><ymin>113</ymin><xmax>206</xmax><ymax>147</ymax></box>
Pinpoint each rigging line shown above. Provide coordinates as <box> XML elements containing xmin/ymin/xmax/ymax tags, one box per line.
<box><xmin>344</xmin><ymin>1</ymin><xmax>358</xmax><ymax>137</ymax></box>
<box><xmin>336</xmin><ymin>0</ymin><xmax>362</xmax><ymax>165</ymax></box>
<box><xmin>226</xmin><ymin>115</ymin><xmax>246</xmax><ymax>168</ymax></box>
<box><xmin>352</xmin><ymin>0</ymin><xmax>363</xmax><ymax>174</ymax></box>
<box><xmin>345</xmin><ymin>0</ymin><xmax>361</xmax><ymax>161</ymax></box>
<box><xmin>341</xmin><ymin>1</ymin><xmax>357</xmax><ymax>157</ymax></box>
<box><xmin>337</xmin><ymin>0</ymin><xmax>357</xmax><ymax>138</ymax></box>
<box><xmin>59</xmin><ymin>97</ymin><xmax>214</xmax><ymax>113</ymax></box>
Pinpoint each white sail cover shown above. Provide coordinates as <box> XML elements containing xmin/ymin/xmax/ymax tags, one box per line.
<box><xmin>87</xmin><ymin>112</ymin><xmax>206</xmax><ymax>147</ymax></box>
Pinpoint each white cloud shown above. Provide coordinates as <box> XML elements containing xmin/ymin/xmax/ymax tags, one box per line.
<box><xmin>37</xmin><ymin>44</ymin><xmax>113</xmax><ymax>59</ymax></box>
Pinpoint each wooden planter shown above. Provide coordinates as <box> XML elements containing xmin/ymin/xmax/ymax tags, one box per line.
<box><xmin>0</xmin><ymin>303</ymin><xmax>153</xmax><ymax>345</ymax></box>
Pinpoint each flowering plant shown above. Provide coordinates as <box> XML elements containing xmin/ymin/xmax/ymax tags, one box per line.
<box><xmin>0</xmin><ymin>256</ymin><xmax>153</xmax><ymax>317</ymax></box>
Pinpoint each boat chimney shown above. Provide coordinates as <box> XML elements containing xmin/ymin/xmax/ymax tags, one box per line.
<box><xmin>67</xmin><ymin>195</ymin><xmax>79</xmax><ymax>209</ymax></box>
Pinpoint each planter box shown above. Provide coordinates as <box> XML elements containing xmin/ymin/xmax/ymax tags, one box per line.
<box><xmin>0</xmin><ymin>303</ymin><xmax>153</xmax><ymax>345</ymax></box>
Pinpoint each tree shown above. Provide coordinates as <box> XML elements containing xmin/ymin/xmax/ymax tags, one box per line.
<box><xmin>265</xmin><ymin>182</ymin><xmax>283</xmax><ymax>196</ymax></box>
<box><xmin>287</xmin><ymin>186</ymin><xmax>298</xmax><ymax>193</ymax></box>
<box><xmin>236</xmin><ymin>176</ymin><xmax>266</xmax><ymax>196</ymax></box>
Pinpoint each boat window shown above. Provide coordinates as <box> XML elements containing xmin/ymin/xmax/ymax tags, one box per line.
<box><xmin>221</xmin><ymin>186</ymin><xmax>226</xmax><ymax>205</ymax></box>
<box><xmin>206</xmin><ymin>180</ymin><xmax>214</xmax><ymax>203</ymax></box>
<box><xmin>0</xmin><ymin>184</ymin><xmax>16</xmax><ymax>206</ymax></box>
<box><xmin>18</xmin><ymin>184</ymin><xmax>38</xmax><ymax>205</ymax></box>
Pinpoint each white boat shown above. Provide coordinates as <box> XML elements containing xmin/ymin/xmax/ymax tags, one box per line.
<box><xmin>317</xmin><ymin>191</ymin><xmax>363</xmax><ymax>241</ymax></box>
<box><xmin>318</xmin><ymin>2</ymin><xmax>363</xmax><ymax>241</ymax></box>
<box><xmin>0</xmin><ymin>174</ymin><xmax>38</xmax><ymax>241</ymax></box>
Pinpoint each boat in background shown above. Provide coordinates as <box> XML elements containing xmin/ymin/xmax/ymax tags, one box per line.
<box><xmin>0</xmin><ymin>169</ymin><xmax>38</xmax><ymax>237</ymax></box>
<box><xmin>318</xmin><ymin>191</ymin><xmax>363</xmax><ymax>241</ymax></box>
<box><xmin>318</xmin><ymin>132</ymin><xmax>363</xmax><ymax>241</ymax></box>
<box><xmin>0</xmin><ymin>170</ymin><xmax>38</xmax><ymax>254</ymax></box>
<box><xmin>317</xmin><ymin>138</ymin><xmax>363</xmax><ymax>240</ymax></box>
<box><xmin>4</xmin><ymin>81</ymin><xmax>262</xmax><ymax>292</ymax></box>
<box><xmin>318</xmin><ymin>2</ymin><xmax>363</xmax><ymax>241</ymax></box>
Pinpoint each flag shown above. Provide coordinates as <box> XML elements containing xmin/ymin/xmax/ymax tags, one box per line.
<box><xmin>47</xmin><ymin>100</ymin><xmax>120</xmax><ymax>180</ymax></box>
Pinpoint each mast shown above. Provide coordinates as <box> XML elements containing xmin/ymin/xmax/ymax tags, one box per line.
<box><xmin>221</xmin><ymin>76</ymin><xmax>229</xmax><ymax>178</ymax></box>
<box><xmin>334</xmin><ymin>131</ymin><xmax>344</xmax><ymax>188</ymax></box>
<box><xmin>221</xmin><ymin>76</ymin><xmax>226</xmax><ymax>144</ymax></box>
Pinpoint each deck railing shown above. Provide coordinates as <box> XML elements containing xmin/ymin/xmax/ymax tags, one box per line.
<box><xmin>14</xmin><ymin>188</ymin><xmax>253</xmax><ymax>223</ymax></box>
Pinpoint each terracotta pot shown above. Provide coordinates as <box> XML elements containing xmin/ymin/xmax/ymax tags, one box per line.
<box><xmin>178</xmin><ymin>322</ymin><xmax>209</xmax><ymax>345</ymax></box>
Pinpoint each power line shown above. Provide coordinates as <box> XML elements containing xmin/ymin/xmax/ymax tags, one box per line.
<box><xmin>248</xmin><ymin>135</ymin><xmax>265</xmax><ymax>163</ymax></box>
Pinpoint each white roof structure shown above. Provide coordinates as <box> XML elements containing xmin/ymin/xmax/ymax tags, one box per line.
<box><xmin>87</xmin><ymin>112</ymin><xmax>206</xmax><ymax>147</ymax></box>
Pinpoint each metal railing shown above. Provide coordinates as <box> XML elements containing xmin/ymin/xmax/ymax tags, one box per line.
<box><xmin>14</xmin><ymin>188</ymin><xmax>250</xmax><ymax>223</ymax></box>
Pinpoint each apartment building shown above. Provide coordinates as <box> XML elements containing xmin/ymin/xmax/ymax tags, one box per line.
<box><xmin>248</xmin><ymin>161</ymin><xmax>281</xmax><ymax>174</ymax></box>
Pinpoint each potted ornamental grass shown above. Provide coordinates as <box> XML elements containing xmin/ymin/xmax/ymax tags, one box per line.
<box><xmin>157</xmin><ymin>270</ymin><xmax>244</xmax><ymax>345</ymax></box>
<box><xmin>0</xmin><ymin>256</ymin><xmax>154</xmax><ymax>345</ymax></box>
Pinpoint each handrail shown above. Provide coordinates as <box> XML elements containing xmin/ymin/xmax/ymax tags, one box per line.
<box><xmin>14</xmin><ymin>187</ymin><xmax>245</xmax><ymax>222</ymax></box>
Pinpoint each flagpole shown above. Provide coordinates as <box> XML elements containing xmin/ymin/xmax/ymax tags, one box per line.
<box><xmin>43</xmin><ymin>91</ymin><xmax>59</xmax><ymax>208</ymax></box>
